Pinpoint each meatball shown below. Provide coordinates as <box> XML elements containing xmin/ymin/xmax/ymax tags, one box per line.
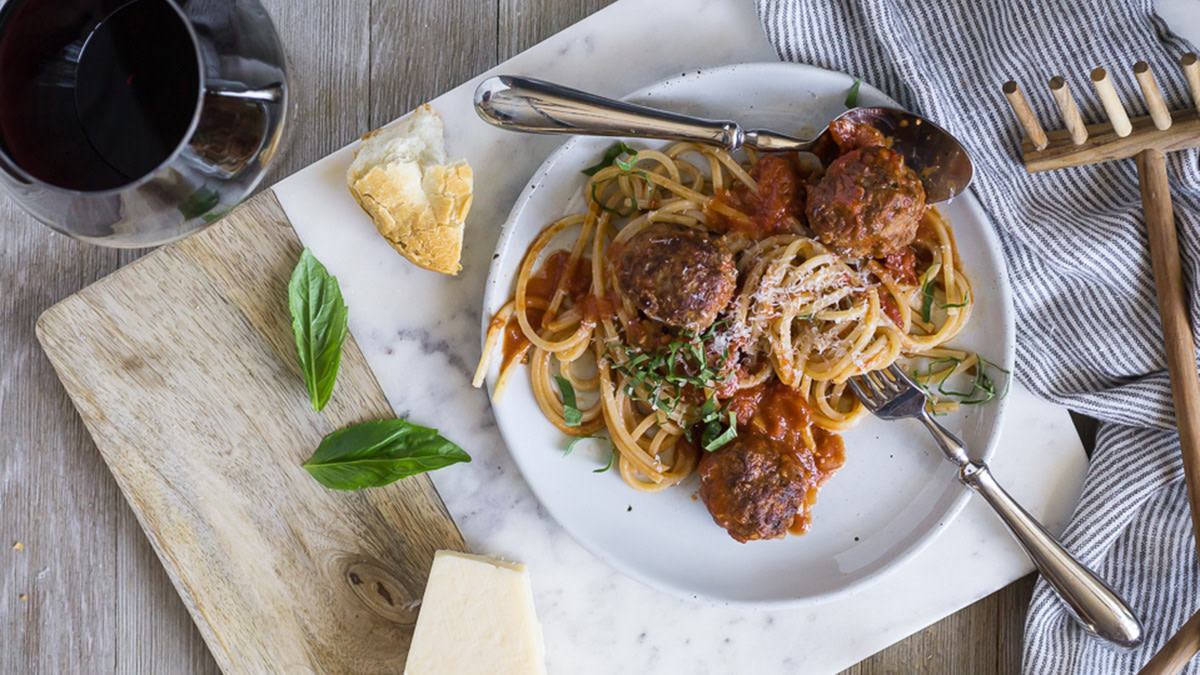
<box><xmin>611</xmin><ymin>222</ymin><xmax>736</xmax><ymax>332</ymax></box>
<box><xmin>829</xmin><ymin>117</ymin><xmax>888</xmax><ymax>152</ymax></box>
<box><xmin>698</xmin><ymin>434</ymin><xmax>809</xmax><ymax>543</ymax></box>
<box><xmin>806</xmin><ymin>145</ymin><xmax>926</xmax><ymax>258</ymax></box>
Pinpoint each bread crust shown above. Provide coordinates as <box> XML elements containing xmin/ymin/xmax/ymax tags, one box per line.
<box><xmin>347</xmin><ymin>105</ymin><xmax>472</xmax><ymax>275</ymax></box>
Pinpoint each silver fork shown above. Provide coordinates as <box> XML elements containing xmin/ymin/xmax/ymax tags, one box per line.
<box><xmin>849</xmin><ymin>364</ymin><xmax>1143</xmax><ymax>648</ymax></box>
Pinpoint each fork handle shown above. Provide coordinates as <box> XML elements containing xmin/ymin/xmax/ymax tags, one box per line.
<box><xmin>961</xmin><ymin>462</ymin><xmax>1143</xmax><ymax>648</ymax></box>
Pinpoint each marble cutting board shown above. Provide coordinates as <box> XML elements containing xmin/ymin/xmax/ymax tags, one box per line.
<box><xmin>273</xmin><ymin>0</ymin><xmax>1097</xmax><ymax>672</ymax></box>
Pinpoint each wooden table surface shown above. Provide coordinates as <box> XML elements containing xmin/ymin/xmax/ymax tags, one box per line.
<box><xmin>0</xmin><ymin>0</ymin><xmax>1042</xmax><ymax>672</ymax></box>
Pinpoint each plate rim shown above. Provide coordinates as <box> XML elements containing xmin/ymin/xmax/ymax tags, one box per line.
<box><xmin>480</xmin><ymin>60</ymin><xmax>1016</xmax><ymax>608</ymax></box>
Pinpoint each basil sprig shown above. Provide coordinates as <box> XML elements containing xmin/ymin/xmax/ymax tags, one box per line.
<box><xmin>303</xmin><ymin>419</ymin><xmax>472</xmax><ymax>490</ymax></box>
<box><xmin>289</xmin><ymin>249</ymin><xmax>349</xmax><ymax>412</ymax></box>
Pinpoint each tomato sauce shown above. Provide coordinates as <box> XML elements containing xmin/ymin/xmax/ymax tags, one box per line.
<box><xmin>501</xmin><ymin>251</ymin><xmax>610</xmax><ymax>369</ymax></box>
<box><xmin>525</xmin><ymin>250</ymin><xmax>591</xmax><ymax>305</ymax></box>
<box><xmin>708</xmin><ymin>154</ymin><xmax>806</xmax><ymax>239</ymax></box>
<box><xmin>879</xmin><ymin>294</ymin><xmax>903</xmax><ymax>328</ymax></box>
<box><xmin>883</xmin><ymin>247</ymin><xmax>918</xmax><ymax>286</ymax></box>
<box><xmin>580</xmin><ymin>289</ymin><xmax>618</xmax><ymax>324</ymax></box>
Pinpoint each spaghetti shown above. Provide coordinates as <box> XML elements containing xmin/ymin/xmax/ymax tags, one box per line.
<box><xmin>474</xmin><ymin>125</ymin><xmax>978</xmax><ymax>539</ymax></box>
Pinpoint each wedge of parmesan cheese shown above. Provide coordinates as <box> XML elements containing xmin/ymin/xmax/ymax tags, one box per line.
<box><xmin>404</xmin><ymin>550</ymin><xmax>546</xmax><ymax>675</ymax></box>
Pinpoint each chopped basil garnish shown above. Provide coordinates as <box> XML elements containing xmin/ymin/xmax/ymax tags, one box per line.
<box><xmin>940</xmin><ymin>289</ymin><xmax>971</xmax><ymax>310</ymax></box>
<box><xmin>701</xmin><ymin>410</ymin><xmax>738</xmax><ymax>452</ymax></box>
<box><xmin>918</xmin><ymin>356</ymin><xmax>1010</xmax><ymax>406</ymax></box>
<box><xmin>564</xmin><ymin>435</ymin><xmax>616</xmax><ymax>473</ymax></box>
<box><xmin>919</xmin><ymin>262</ymin><xmax>942</xmax><ymax>323</ymax></box>
<box><xmin>607</xmin><ymin>320</ymin><xmax>731</xmax><ymax>419</ymax></box>
<box><xmin>582</xmin><ymin>142</ymin><xmax>639</xmax><ymax>176</ymax></box>
<box><xmin>593</xmin><ymin>444</ymin><xmax>616</xmax><ymax>473</ymax></box>
<box><xmin>555</xmin><ymin>375</ymin><xmax>583</xmax><ymax>427</ymax></box>
<box><xmin>844</xmin><ymin>77</ymin><xmax>864</xmax><ymax>106</ymax></box>
<box><xmin>845</xmin><ymin>77</ymin><xmax>863</xmax><ymax>107</ymax></box>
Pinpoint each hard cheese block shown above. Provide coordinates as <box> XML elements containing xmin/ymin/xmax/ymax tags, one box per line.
<box><xmin>405</xmin><ymin>551</ymin><xmax>546</xmax><ymax>675</ymax></box>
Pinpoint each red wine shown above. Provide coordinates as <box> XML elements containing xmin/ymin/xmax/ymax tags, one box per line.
<box><xmin>0</xmin><ymin>0</ymin><xmax>201</xmax><ymax>191</ymax></box>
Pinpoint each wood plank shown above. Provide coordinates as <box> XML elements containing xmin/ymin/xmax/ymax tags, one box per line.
<box><xmin>36</xmin><ymin>191</ymin><xmax>465</xmax><ymax>674</ymax></box>
<box><xmin>260</xmin><ymin>0</ymin><xmax>372</xmax><ymax>181</ymax></box>
<box><xmin>367</xmin><ymin>0</ymin><xmax>498</xmax><ymax>130</ymax></box>
<box><xmin>844</xmin><ymin>576</ymin><xmax>1034</xmax><ymax>674</ymax></box>
<box><xmin>0</xmin><ymin>203</ymin><xmax>124</xmax><ymax>674</ymax></box>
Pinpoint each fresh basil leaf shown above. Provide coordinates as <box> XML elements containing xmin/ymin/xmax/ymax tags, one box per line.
<box><xmin>702</xmin><ymin>411</ymin><xmax>738</xmax><ymax>452</ymax></box>
<box><xmin>555</xmin><ymin>375</ymin><xmax>583</xmax><ymax>427</ymax></box>
<box><xmin>303</xmin><ymin>419</ymin><xmax>471</xmax><ymax>490</ymax></box>
<box><xmin>845</xmin><ymin>77</ymin><xmax>863</xmax><ymax>107</ymax></box>
<box><xmin>289</xmin><ymin>249</ymin><xmax>349</xmax><ymax>411</ymax></box>
<box><xmin>582</xmin><ymin>142</ymin><xmax>637</xmax><ymax>176</ymax></box>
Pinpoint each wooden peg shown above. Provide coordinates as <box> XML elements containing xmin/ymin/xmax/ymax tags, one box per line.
<box><xmin>1135</xmin><ymin>61</ymin><xmax>1173</xmax><ymax>130</ymax></box>
<box><xmin>1183</xmin><ymin>53</ymin><xmax>1200</xmax><ymax>112</ymax></box>
<box><xmin>1091</xmin><ymin>68</ymin><xmax>1133</xmax><ymax>137</ymax></box>
<box><xmin>1049</xmin><ymin>76</ymin><xmax>1088</xmax><ymax>144</ymax></box>
<box><xmin>1003</xmin><ymin>80</ymin><xmax>1048</xmax><ymax>150</ymax></box>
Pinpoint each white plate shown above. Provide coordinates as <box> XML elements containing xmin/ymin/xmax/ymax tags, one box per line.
<box><xmin>480</xmin><ymin>62</ymin><xmax>1015</xmax><ymax>607</ymax></box>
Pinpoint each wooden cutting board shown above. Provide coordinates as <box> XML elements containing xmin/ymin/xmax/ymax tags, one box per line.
<box><xmin>35</xmin><ymin>190</ymin><xmax>465</xmax><ymax>674</ymax></box>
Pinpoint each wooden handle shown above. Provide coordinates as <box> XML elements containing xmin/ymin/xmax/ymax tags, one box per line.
<box><xmin>1139</xmin><ymin>609</ymin><xmax>1200</xmax><ymax>674</ymax></box>
<box><xmin>1137</xmin><ymin>148</ymin><xmax>1200</xmax><ymax>560</ymax></box>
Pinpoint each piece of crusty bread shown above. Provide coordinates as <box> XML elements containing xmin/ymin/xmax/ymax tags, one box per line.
<box><xmin>347</xmin><ymin>104</ymin><xmax>472</xmax><ymax>275</ymax></box>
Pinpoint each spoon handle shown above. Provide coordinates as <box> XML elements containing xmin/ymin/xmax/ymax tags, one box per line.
<box><xmin>474</xmin><ymin>75</ymin><xmax>745</xmax><ymax>150</ymax></box>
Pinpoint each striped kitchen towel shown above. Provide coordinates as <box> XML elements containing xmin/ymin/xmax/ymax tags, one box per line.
<box><xmin>755</xmin><ymin>0</ymin><xmax>1200</xmax><ymax>672</ymax></box>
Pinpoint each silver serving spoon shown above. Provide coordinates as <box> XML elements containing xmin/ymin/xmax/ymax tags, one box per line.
<box><xmin>474</xmin><ymin>75</ymin><xmax>974</xmax><ymax>203</ymax></box>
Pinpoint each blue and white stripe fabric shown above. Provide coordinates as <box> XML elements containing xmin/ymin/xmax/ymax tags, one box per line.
<box><xmin>755</xmin><ymin>0</ymin><xmax>1200</xmax><ymax>671</ymax></box>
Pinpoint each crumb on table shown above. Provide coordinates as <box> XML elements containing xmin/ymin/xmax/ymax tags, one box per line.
<box><xmin>13</xmin><ymin>542</ymin><xmax>22</xmax><ymax>552</ymax></box>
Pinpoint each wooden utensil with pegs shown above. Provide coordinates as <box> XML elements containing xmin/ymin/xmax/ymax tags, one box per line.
<box><xmin>1004</xmin><ymin>54</ymin><xmax>1200</xmax><ymax>675</ymax></box>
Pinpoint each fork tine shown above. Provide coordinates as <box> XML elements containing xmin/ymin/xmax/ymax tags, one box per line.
<box><xmin>860</xmin><ymin>370</ymin><xmax>887</xmax><ymax>401</ymax></box>
<box><xmin>847</xmin><ymin>376</ymin><xmax>875</xmax><ymax>405</ymax></box>
<box><xmin>863</xmin><ymin>369</ymin><xmax>900</xmax><ymax>397</ymax></box>
<box><xmin>886</xmin><ymin>363</ymin><xmax>922</xmax><ymax>390</ymax></box>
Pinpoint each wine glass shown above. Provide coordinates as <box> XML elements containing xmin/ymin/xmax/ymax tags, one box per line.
<box><xmin>0</xmin><ymin>0</ymin><xmax>290</xmax><ymax>247</ymax></box>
